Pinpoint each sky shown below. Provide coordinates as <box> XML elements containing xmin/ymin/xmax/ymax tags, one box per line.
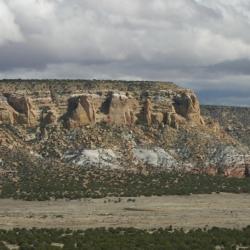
<box><xmin>0</xmin><ymin>0</ymin><xmax>250</xmax><ymax>106</ymax></box>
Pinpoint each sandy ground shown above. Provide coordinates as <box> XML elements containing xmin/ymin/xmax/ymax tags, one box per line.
<box><xmin>0</xmin><ymin>193</ymin><xmax>250</xmax><ymax>230</ymax></box>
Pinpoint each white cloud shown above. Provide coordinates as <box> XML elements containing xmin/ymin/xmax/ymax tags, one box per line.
<box><xmin>0</xmin><ymin>0</ymin><xmax>23</xmax><ymax>45</ymax></box>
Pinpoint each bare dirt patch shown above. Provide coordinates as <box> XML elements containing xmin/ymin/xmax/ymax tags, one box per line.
<box><xmin>0</xmin><ymin>193</ymin><xmax>250</xmax><ymax>230</ymax></box>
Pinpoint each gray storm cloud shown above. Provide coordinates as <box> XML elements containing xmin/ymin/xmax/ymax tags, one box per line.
<box><xmin>0</xmin><ymin>0</ymin><xmax>250</xmax><ymax>105</ymax></box>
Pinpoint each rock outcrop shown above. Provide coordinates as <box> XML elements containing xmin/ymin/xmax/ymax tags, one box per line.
<box><xmin>66</xmin><ymin>95</ymin><xmax>96</xmax><ymax>128</ymax></box>
<box><xmin>79</xmin><ymin>95</ymin><xmax>96</xmax><ymax>124</ymax></box>
<box><xmin>63</xmin><ymin>149</ymin><xmax>121</xmax><ymax>169</ymax></box>
<box><xmin>133</xmin><ymin>147</ymin><xmax>179</xmax><ymax>170</ymax></box>
<box><xmin>106</xmin><ymin>93</ymin><xmax>138</xmax><ymax>125</ymax></box>
<box><xmin>40</xmin><ymin>110</ymin><xmax>57</xmax><ymax>136</ymax></box>
<box><xmin>2</xmin><ymin>94</ymin><xmax>37</xmax><ymax>126</ymax></box>
<box><xmin>0</xmin><ymin>81</ymin><xmax>205</xmax><ymax>129</ymax></box>
<box><xmin>63</xmin><ymin>90</ymin><xmax>204</xmax><ymax>128</ymax></box>
<box><xmin>173</xmin><ymin>92</ymin><xmax>204</xmax><ymax>125</ymax></box>
<box><xmin>143</xmin><ymin>97</ymin><xmax>152</xmax><ymax>126</ymax></box>
<box><xmin>65</xmin><ymin>91</ymin><xmax>193</xmax><ymax>128</ymax></box>
<box><xmin>0</xmin><ymin>80</ymin><xmax>249</xmax><ymax>178</ymax></box>
<box><xmin>0</xmin><ymin>95</ymin><xmax>18</xmax><ymax>125</ymax></box>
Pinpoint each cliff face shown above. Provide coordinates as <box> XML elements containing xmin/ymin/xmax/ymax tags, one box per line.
<box><xmin>0</xmin><ymin>80</ymin><xmax>249</xmax><ymax>177</ymax></box>
<box><xmin>0</xmin><ymin>80</ymin><xmax>203</xmax><ymax>128</ymax></box>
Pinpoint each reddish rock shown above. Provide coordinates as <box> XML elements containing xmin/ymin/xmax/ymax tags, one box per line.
<box><xmin>224</xmin><ymin>165</ymin><xmax>246</xmax><ymax>178</ymax></box>
<box><xmin>203</xmin><ymin>166</ymin><xmax>218</xmax><ymax>176</ymax></box>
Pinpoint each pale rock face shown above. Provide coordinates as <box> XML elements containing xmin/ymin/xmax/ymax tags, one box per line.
<box><xmin>63</xmin><ymin>147</ymin><xmax>179</xmax><ymax>170</ymax></box>
<box><xmin>133</xmin><ymin>147</ymin><xmax>179</xmax><ymax>170</ymax></box>
<box><xmin>64</xmin><ymin>90</ymin><xmax>204</xmax><ymax>128</ymax></box>
<box><xmin>207</xmin><ymin>145</ymin><xmax>247</xmax><ymax>177</ymax></box>
<box><xmin>107</xmin><ymin>93</ymin><xmax>138</xmax><ymax>125</ymax></box>
<box><xmin>69</xmin><ymin>102</ymin><xmax>87</xmax><ymax>128</ymax></box>
<box><xmin>63</xmin><ymin>149</ymin><xmax>120</xmax><ymax>169</ymax></box>
<box><xmin>0</xmin><ymin>95</ymin><xmax>18</xmax><ymax>125</ymax></box>
<box><xmin>79</xmin><ymin>95</ymin><xmax>96</xmax><ymax>124</ymax></box>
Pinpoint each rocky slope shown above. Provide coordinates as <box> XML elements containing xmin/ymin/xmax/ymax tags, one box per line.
<box><xmin>0</xmin><ymin>80</ymin><xmax>249</xmax><ymax>178</ymax></box>
<box><xmin>201</xmin><ymin>105</ymin><xmax>250</xmax><ymax>148</ymax></box>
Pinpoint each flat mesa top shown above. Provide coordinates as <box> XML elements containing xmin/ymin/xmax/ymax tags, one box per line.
<box><xmin>0</xmin><ymin>79</ymin><xmax>180</xmax><ymax>92</ymax></box>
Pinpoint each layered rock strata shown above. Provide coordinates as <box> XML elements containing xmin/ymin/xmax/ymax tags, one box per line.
<box><xmin>0</xmin><ymin>81</ymin><xmax>204</xmax><ymax>129</ymax></box>
<box><xmin>0</xmin><ymin>80</ymin><xmax>249</xmax><ymax>177</ymax></box>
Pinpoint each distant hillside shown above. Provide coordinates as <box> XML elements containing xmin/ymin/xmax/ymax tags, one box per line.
<box><xmin>201</xmin><ymin>105</ymin><xmax>250</xmax><ymax>148</ymax></box>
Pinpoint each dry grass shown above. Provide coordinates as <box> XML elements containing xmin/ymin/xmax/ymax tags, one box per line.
<box><xmin>0</xmin><ymin>193</ymin><xmax>250</xmax><ymax>230</ymax></box>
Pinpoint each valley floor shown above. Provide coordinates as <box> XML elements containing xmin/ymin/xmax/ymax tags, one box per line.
<box><xmin>0</xmin><ymin>193</ymin><xmax>250</xmax><ymax>230</ymax></box>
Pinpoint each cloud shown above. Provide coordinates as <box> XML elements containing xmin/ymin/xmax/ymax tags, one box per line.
<box><xmin>0</xmin><ymin>0</ymin><xmax>250</xmax><ymax>105</ymax></box>
<box><xmin>207</xmin><ymin>58</ymin><xmax>250</xmax><ymax>75</ymax></box>
<box><xmin>0</xmin><ymin>0</ymin><xmax>23</xmax><ymax>45</ymax></box>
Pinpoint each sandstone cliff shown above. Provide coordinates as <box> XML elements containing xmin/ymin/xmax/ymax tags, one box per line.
<box><xmin>0</xmin><ymin>80</ymin><xmax>249</xmax><ymax>178</ymax></box>
<box><xmin>0</xmin><ymin>80</ymin><xmax>204</xmax><ymax>129</ymax></box>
